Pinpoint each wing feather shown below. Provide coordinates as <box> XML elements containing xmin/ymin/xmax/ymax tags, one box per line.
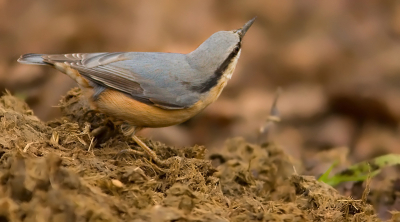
<box><xmin>42</xmin><ymin>52</ymin><xmax>200</xmax><ymax>109</ymax></box>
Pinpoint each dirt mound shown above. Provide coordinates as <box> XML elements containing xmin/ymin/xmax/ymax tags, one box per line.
<box><xmin>0</xmin><ymin>89</ymin><xmax>380</xmax><ymax>221</ymax></box>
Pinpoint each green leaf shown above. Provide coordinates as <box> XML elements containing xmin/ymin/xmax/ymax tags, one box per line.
<box><xmin>318</xmin><ymin>154</ymin><xmax>400</xmax><ymax>187</ymax></box>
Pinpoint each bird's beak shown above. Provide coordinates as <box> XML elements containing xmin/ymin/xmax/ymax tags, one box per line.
<box><xmin>237</xmin><ymin>17</ymin><xmax>256</xmax><ymax>38</ymax></box>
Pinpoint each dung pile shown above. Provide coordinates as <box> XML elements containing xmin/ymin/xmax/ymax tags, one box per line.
<box><xmin>0</xmin><ymin>89</ymin><xmax>380</xmax><ymax>221</ymax></box>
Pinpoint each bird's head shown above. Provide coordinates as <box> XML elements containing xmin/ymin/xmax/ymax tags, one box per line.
<box><xmin>188</xmin><ymin>17</ymin><xmax>256</xmax><ymax>72</ymax></box>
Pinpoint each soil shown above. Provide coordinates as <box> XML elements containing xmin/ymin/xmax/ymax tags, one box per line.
<box><xmin>0</xmin><ymin>88</ymin><xmax>385</xmax><ymax>221</ymax></box>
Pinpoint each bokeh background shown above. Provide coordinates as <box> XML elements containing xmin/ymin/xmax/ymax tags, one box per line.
<box><xmin>2</xmin><ymin>2</ymin><xmax>400</xmax><ymax>215</ymax></box>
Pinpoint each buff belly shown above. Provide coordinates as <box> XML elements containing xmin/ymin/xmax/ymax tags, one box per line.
<box><xmin>91</xmin><ymin>89</ymin><xmax>204</xmax><ymax>127</ymax></box>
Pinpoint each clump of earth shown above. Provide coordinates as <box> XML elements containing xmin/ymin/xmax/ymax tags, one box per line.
<box><xmin>0</xmin><ymin>88</ymin><xmax>380</xmax><ymax>221</ymax></box>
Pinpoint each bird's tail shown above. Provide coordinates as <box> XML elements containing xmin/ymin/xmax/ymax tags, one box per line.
<box><xmin>17</xmin><ymin>53</ymin><xmax>47</xmax><ymax>65</ymax></box>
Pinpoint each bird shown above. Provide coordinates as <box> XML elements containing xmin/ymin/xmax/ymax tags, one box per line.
<box><xmin>17</xmin><ymin>17</ymin><xmax>256</xmax><ymax>165</ymax></box>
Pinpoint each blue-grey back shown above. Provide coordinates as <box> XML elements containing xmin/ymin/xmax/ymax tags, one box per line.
<box><xmin>22</xmin><ymin>31</ymin><xmax>241</xmax><ymax>109</ymax></box>
<box><xmin>105</xmin><ymin>52</ymin><xmax>212</xmax><ymax>108</ymax></box>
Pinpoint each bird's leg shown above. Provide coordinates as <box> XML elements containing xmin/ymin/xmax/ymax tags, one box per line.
<box><xmin>120</xmin><ymin>123</ymin><xmax>166</xmax><ymax>166</ymax></box>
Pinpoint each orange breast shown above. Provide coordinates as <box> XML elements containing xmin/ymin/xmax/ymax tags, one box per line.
<box><xmin>92</xmin><ymin>89</ymin><xmax>205</xmax><ymax>127</ymax></box>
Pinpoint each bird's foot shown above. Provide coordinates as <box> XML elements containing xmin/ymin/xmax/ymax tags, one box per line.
<box><xmin>87</xmin><ymin>120</ymin><xmax>117</xmax><ymax>149</ymax></box>
<box><xmin>120</xmin><ymin>123</ymin><xmax>168</xmax><ymax>167</ymax></box>
<box><xmin>131</xmin><ymin>135</ymin><xmax>168</xmax><ymax>167</ymax></box>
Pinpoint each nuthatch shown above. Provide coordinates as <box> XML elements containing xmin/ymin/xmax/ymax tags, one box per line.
<box><xmin>18</xmin><ymin>18</ymin><xmax>255</xmax><ymax>164</ymax></box>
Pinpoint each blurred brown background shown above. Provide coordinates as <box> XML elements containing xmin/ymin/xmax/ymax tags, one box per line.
<box><xmin>2</xmin><ymin>1</ymin><xmax>400</xmax><ymax>174</ymax></box>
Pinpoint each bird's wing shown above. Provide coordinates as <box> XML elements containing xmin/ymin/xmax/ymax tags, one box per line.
<box><xmin>42</xmin><ymin>52</ymin><xmax>202</xmax><ymax>109</ymax></box>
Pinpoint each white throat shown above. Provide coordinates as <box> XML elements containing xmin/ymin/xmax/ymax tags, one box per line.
<box><xmin>223</xmin><ymin>50</ymin><xmax>241</xmax><ymax>80</ymax></box>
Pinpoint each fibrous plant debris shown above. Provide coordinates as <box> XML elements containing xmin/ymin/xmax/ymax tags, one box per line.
<box><xmin>0</xmin><ymin>89</ymin><xmax>381</xmax><ymax>221</ymax></box>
